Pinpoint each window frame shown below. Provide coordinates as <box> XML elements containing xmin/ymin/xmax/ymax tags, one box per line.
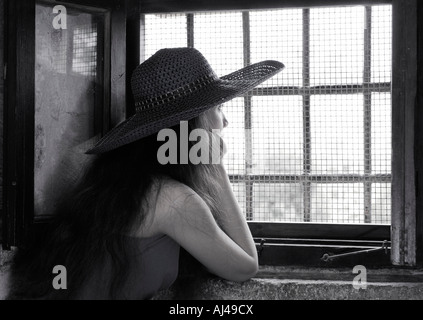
<box><xmin>2</xmin><ymin>0</ymin><xmax>129</xmax><ymax>248</ymax></box>
<box><xmin>139</xmin><ymin>0</ymin><xmax>420</xmax><ymax>267</ymax></box>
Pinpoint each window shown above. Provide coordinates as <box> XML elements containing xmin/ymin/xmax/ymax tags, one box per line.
<box><xmin>34</xmin><ymin>2</ymin><xmax>104</xmax><ymax>219</ymax></box>
<box><xmin>141</xmin><ymin>5</ymin><xmax>392</xmax><ymax>239</ymax></box>
<box><xmin>2</xmin><ymin>0</ymin><xmax>419</xmax><ymax>268</ymax></box>
<box><xmin>2</xmin><ymin>0</ymin><xmax>127</xmax><ymax>248</ymax></box>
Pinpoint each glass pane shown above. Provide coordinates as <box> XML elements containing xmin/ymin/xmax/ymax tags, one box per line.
<box><xmin>371</xmin><ymin>183</ymin><xmax>391</xmax><ymax>225</ymax></box>
<box><xmin>311</xmin><ymin>183</ymin><xmax>364</xmax><ymax>223</ymax></box>
<box><xmin>371</xmin><ymin>5</ymin><xmax>392</xmax><ymax>83</ymax></box>
<box><xmin>222</xmin><ymin>98</ymin><xmax>245</xmax><ymax>175</ymax></box>
<box><xmin>250</xmin><ymin>9</ymin><xmax>303</xmax><ymax>87</ymax></box>
<box><xmin>34</xmin><ymin>3</ymin><xmax>104</xmax><ymax>217</ymax></box>
<box><xmin>231</xmin><ymin>182</ymin><xmax>246</xmax><ymax>216</ymax></box>
<box><xmin>310</xmin><ymin>7</ymin><xmax>365</xmax><ymax>86</ymax></box>
<box><xmin>253</xmin><ymin>183</ymin><xmax>304</xmax><ymax>222</ymax></box>
<box><xmin>252</xmin><ymin>96</ymin><xmax>303</xmax><ymax>175</ymax></box>
<box><xmin>372</xmin><ymin>93</ymin><xmax>391</xmax><ymax>174</ymax></box>
<box><xmin>144</xmin><ymin>14</ymin><xmax>187</xmax><ymax>60</ymax></box>
<box><xmin>194</xmin><ymin>12</ymin><xmax>244</xmax><ymax>76</ymax></box>
<box><xmin>73</xmin><ymin>25</ymin><xmax>98</xmax><ymax>76</ymax></box>
<box><xmin>311</xmin><ymin>95</ymin><xmax>364</xmax><ymax>175</ymax></box>
<box><xmin>142</xmin><ymin>5</ymin><xmax>392</xmax><ymax>227</ymax></box>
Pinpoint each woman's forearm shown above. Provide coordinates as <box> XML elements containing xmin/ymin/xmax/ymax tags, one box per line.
<box><xmin>214</xmin><ymin>164</ymin><xmax>258</xmax><ymax>263</ymax></box>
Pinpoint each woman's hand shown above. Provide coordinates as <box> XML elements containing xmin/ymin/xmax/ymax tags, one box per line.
<box><xmin>210</xmin><ymin>131</ymin><xmax>227</xmax><ymax>162</ymax></box>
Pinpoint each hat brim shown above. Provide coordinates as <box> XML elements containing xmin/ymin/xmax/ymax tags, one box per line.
<box><xmin>86</xmin><ymin>60</ymin><xmax>284</xmax><ymax>154</ymax></box>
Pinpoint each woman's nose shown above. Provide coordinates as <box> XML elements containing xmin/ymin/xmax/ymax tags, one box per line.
<box><xmin>223</xmin><ymin>116</ymin><xmax>229</xmax><ymax>128</ymax></box>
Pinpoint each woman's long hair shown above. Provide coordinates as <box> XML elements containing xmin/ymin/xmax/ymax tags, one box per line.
<box><xmin>7</xmin><ymin>112</ymin><xmax>225</xmax><ymax>300</ymax></box>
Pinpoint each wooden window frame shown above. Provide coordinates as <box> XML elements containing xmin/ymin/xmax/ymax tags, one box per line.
<box><xmin>139</xmin><ymin>0</ymin><xmax>421</xmax><ymax>267</ymax></box>
<box><xmin>1</xmin><ymin>0</ymin><xmax>135</xmax><ymax>248</ymax></box>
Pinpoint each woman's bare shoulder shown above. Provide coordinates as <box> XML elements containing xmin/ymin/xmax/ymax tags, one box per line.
<box><xmin>131</xmin><ymin>176</ymin><xmax>206</xmax><ymax>238</ymax></box>
<box><xmin>154</xmin><ymin>176</ymin><xmax>206</xmax><ymax>215</ymax></box>
<box><xmin>153</xmin><ymin>177</ymin><xmax>216</xmax><ymax>231</ymax></box>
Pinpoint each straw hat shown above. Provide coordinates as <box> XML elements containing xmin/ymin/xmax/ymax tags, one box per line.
<box><xmin>86</xmin><ymin>47</ymin><xmax>284</xmax><ymax>154</ymax></box>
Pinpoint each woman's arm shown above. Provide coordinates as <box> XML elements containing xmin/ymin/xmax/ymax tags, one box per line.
<box><xmin>212</xmin><ymin>163</ymin><xmax>258</xmax><ymax>270</ymax></box>
<box><xmin>154</xmin><ymin>176</ymin><xmax>258</xmax><ymax>282</ymax></box>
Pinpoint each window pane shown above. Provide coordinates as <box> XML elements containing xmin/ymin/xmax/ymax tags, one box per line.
<box><xmin>142</xmin><ymin>5</ymin><xmax>392</xmax><ymax>227</ymax></box>
<box><xmin>311</xmin><ymin>95</ymin><xmax>364</xmax><ymax>174</ymax></box>
<box><xmin>253</xmin><ymin>183</ymin><xmax>304</xmax><ymax>222</ymax></box>
<box><xmin>231</xmin><ymin>182</ymin><xmax>246</xmax><ymax>216</ymax></box>
<box><xmin>252</xmin><ymin>96</ymin><xmax>303</xmax><ymax>175</ymax></box>
<box><xmin>372</xmin><ymin>93</ymin><xmax>391</xmax><ymax>174</ymax></box>
<box><xmin>311</xmin><ymin>183</ymin><xmax>364</xmax><ymax>223</ymax></box>
<box><xmin>371</xmin><ymin>5</ymin><xmax>392</xmax><ymax>83</ymax></box>
<box><xmin>73</xmin><ymin>25</ymin><xmax>97</xmax><ymax>76</ymax></box>
<box><xmin>143</xmin><ymin>14</ymin><xmax>187</xmax><ymax>59</ymax></box>
<box><xmin>371</xmin><ymin>183</ymin><xmax>391</xmax><ymax>225</ymax></box>
<box><xmin>250</xmin><ymin>9</ymin><xmax>303</xmax><ymax>87</ymax></box>
<box><xmin>194</xmin><ymin>12</ymin><xmax>244</xmax><ymax>76</ymax></box>
<box><xmin>222</xmin><ymin>98</ymin><xmax>245</xmax><ymax>175</ymax></box>
<box><xmin>310</xmin><ymin>7</ymin><xmax>365</xmax><ymax>86</ymax></box>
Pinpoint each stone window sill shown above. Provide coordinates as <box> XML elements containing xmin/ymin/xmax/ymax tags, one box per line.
<box><xmin>153</xmin><ymin>266</ymin><xmax>423</xmax><ymax>300</ymax></box>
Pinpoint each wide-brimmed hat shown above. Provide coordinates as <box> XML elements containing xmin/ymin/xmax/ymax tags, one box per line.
<box><xmin>86</xmin><ymin>47</ymin><xmax>284</xmax><ymax>154</ymax></box>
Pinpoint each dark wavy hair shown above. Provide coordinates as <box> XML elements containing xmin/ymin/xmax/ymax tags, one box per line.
<box><xmin>7</xmin><ymin>112</ymin><xmax>224</xmax><ymax>300</ymax></box>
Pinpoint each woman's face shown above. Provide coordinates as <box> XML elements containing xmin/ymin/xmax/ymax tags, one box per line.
<box><xmin>205</xmin><ymin>105</ymin><xmax>229</xmax><ymax>131</ymax></box>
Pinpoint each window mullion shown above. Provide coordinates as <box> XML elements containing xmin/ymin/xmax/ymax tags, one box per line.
<box><xmin>139</xmin><ymin>14</ymin><xmax>146</xmax><ymax>62</ymax></box>
<box><xmin>229</xmin><ymin>174</ymin><xmax>391</xmax><ymax>184</ymax></box>
<box><xmin>364</xmin><ymin>6</ymin><xmax>372</xmax><ymax>223</ymax></box>
<box><xmin>252</xmin><ymin>83</ymin><xmax>391</xmax><ymax>95</ymax></box>
<box><xmin>303</xmin><ymin>8</ymin><xmax>311</xmax><ymax>222</ymax></box>
<box><xmin>187</xmin><ymin>13</ymin><xmax>194</xmax><ymax>48</ymax></box>
<box><xmin>242</xmin><ymin>11</ymin><xmax>254</xmax><ymax>220</ymax></box>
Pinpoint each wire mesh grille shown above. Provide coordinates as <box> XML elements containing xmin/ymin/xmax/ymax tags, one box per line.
<box><xmin>72</xmin><ymin>24</ymin><xmax>98</xmax><ymax>76</ymax></box>
<box><xmin>36</xmin><ymin>5</ymin><xmax>99</xmax><ymax>77</ymax></box>
<box><xmin>142</xmin><ymin>4</ymin><xmax>392</xmax><ymax>225</ymax></box>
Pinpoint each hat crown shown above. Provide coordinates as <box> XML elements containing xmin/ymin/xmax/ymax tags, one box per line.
<box><xmin>131</xmin><ymin>48</ymin><xmax>218</xmax><ymax>103</ymax></box>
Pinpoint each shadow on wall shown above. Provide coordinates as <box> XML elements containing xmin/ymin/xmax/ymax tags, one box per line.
<box><xmin>0</xmin><ymin>249</ymin><xmax>16</xmax><ymax>300</ymax></box>
<box><xmin>34</xmin><ymin>71</ymin><xmax>97</xmax><ymax>218</ymax></box>
<box><xmin>34</xmin><ymin>3</ymin><xmax>100</xmax><ymax>218</ymax></box>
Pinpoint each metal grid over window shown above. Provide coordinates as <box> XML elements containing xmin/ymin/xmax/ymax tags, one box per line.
<box><xmin>141</xmin><ymin>4</ymin><xmax>392</xmax><ymax>225</ymax></box>
<box><xmin>36</xmin><ymin>4</ymin><xmax>99</xmax><ymax>77</ymax></box>
<box><xmin>72</xmin><ymin>24</ymin><xmax>98</xmax><ymax>76</ymax></box>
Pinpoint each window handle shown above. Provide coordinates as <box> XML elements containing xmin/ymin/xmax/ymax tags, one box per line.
<box><xmin>321</xmin><ymin>240</ymin><xmax>389</xmax><ymax>262</ymax></box>
<box><xmin>257</xmin><ymin>239</ymin><xmax>266</xmax><ymax>257</ymax></box>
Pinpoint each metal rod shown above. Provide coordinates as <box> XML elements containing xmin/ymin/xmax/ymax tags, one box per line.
<box><xmin>321</xmin><ymin>240</ymin><xmax>389</xmax><ymax>262</ymax></box>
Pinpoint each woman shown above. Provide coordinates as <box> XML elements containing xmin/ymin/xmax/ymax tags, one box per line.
<box><xmin>7</xmin><ymin>48</ymin><xmax>284</xmax><ymax>300</ymax></box>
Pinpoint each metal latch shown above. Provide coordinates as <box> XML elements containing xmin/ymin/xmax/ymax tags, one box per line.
<box><xmin>257</xmin><ymin>239</ymin><xmax>266</xmax><ymax>257</ymax></box>
<box><xmin>321</xmin><ymin>240</ymin><xmax>389</xmax><ymax>262</ymax></box>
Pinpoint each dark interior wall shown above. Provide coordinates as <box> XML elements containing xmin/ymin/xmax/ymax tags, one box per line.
<box><xmin>0</xmin><ymin>0</ymin><xmax>5</xmax><ymax>241</ymax></box>
<box><xmin>416</xmin><ymin>1</ymin><xmax>423</xmax><ymax>265</ymax></box>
